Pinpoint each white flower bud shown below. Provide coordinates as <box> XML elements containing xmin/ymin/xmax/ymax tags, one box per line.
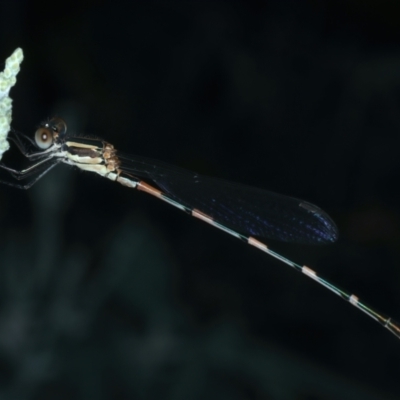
<box><xmin>0</xmin><ymin>48</ymin><xmax>24</xmax><ymax>160</ymax></box>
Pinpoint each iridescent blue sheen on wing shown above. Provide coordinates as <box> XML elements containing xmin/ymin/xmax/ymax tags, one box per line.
<box><xmin>118</xmin><ymin>154</ymin><xmax>338</xmax><ymax>244</ymax></box>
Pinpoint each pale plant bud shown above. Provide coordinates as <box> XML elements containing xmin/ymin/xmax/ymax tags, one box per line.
<box><xmin>0</xmin><ymin>48</ymin><xmax>24</xmax><ymax>160</ymax></box>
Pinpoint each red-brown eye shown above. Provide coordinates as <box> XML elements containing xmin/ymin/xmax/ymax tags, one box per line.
<box><xmin>34</xmin><ymin>127</ymin><xmax>54</xmax><ymax>149</ymax></box>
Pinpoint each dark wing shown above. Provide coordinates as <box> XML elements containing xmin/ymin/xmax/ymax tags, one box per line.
<box><xmin>117</xmin><ymin>153</ymin><xmax>338</xmax><ymax>244</ymax></box>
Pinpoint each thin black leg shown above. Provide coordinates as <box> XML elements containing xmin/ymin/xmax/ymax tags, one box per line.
<box><xmin>0</xmin><ymin>156</ymin><xmax>56</xmax><ymax>179</ymax></box>
<box><xmin>0</xmin><ymin>161</ymin><xmax>60</xmax><ymax>189</ymax></box>
<box><xmin>8</xmin><ymin>131</ymin><xmax>52</xmax><ymax>159</ymax></box>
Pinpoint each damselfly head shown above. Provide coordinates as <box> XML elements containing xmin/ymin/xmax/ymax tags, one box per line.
<box><xmin>34</xmin><ymin>117</ymin><xmax>67</xmax><ymax>149</ymax></box>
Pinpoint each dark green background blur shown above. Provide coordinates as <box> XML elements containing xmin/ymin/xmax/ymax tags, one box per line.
<box><xmin>0</xmin><ymin>1</ymin><xmax>399</xmax><ymax>399</ymax></box>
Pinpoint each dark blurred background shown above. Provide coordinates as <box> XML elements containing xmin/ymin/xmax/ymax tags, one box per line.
<box><xmin>0</xmin><ymin>0</ymin><xmax>399</xmax><ymax>399</ymax></box>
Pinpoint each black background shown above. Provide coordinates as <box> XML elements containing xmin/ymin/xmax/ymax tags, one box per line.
<box><xmin>0</xmin><ymin>1</ymin><xmax>400</xmax><ymax>399</ymax></box>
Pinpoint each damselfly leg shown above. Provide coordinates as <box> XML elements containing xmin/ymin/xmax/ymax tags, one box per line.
<box><xmin>0</xmin><ymin>126</ymin><xmax>62</xmax><ymax>188</ymax></box>
<box><xmin>0</xmin><ymin>159</ymin><xmax>60</xmax><ymax>189</ymax></box>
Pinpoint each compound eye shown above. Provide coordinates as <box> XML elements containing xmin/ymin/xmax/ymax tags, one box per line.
<box><xmin>49</xmin><ymin>117</ymin><xmax>67</xmax><ymax>136</ymax></box>
<box><xmin>35</xmin><ymin>127</ymin><xmax>54</xmax><ymax>149</ymax></box>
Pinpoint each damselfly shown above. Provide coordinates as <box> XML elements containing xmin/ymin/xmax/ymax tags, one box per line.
<box><xmin>1</xmin><ymin>117</ymin><xmax>399</xmax><ymax>339</ymax></box>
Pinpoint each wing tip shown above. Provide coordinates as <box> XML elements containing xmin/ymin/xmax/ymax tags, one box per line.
<box><xmin>300</xmin><ymin>201</ymin><xmax>339</xmax><ymax>244</ymax></box>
